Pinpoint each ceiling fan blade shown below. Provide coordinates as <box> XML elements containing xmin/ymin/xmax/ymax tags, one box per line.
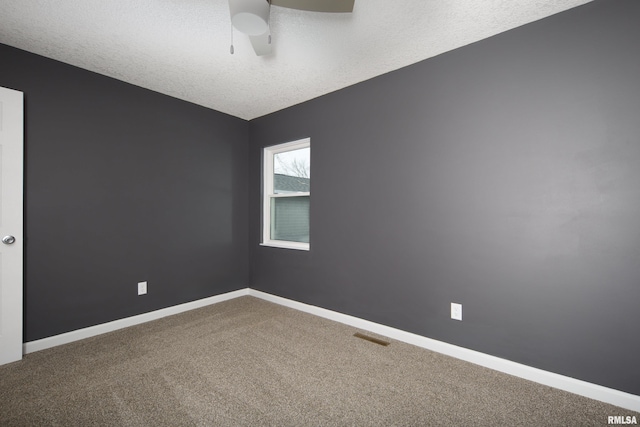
<box><xmin>249</xmin><ymin>30</ymin><xmax>273</xmax><ymax>56</ymax></box>
<box><xmin>270</xmin><ymin>0</ymin><xmax>354</xmax><ymax>13</ymax></box>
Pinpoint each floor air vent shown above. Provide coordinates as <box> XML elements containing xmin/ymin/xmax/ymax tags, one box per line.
<box><xmin>353</xmin><ymin>332</ymin><xmax>390</xmax><ymax>346</ymax></box>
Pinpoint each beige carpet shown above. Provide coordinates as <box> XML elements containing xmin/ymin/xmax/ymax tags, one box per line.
<box><xmin>1</xmin><ymin>296</ymin><xmax>638</xmax><ymax>426</ymax></box>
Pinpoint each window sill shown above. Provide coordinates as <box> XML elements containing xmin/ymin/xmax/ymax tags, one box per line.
<box><xmin>260</xmin><ymin>241</ymin><xmax>310</xmax><ymax>251</ymax></box>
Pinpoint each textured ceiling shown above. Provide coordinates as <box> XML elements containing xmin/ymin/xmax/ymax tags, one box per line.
<box><xmin>0</xmin><ymin>0</ymin><xmax>592</xmax><ymax>120</ymax></box>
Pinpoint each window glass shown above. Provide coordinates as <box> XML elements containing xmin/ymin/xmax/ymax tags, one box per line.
<box><xmin>270</xmin><ymin>196</ymin><xmax>310</xmax><ymax>243</ymax></box>
<box><xmin>273</xmin><ymin>147</ymin><xmax>310</xmax><ymax>194</ymax></box>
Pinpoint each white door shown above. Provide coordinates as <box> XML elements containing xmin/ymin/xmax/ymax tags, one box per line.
<box><xmin>0</xmin><ymin>86</ymin><xmax>24</xmax><ymax>366</ymax></box>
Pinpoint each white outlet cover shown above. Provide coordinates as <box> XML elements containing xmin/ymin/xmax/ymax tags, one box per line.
<box><xmin>138</xmin><ymin>281</ymin><xmax>147</xmax><ymax>295</ymax></box>
<box><xmin>451</xmin><ymin>303</ymin><xmax>462</xmax><ymax>321</ymax></box>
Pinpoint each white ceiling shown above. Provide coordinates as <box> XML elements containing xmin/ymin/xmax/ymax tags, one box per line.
<box><xmin>0</xmin><ymin>0</ymin><xmax>592</xmax><ymax>120</ymax></box>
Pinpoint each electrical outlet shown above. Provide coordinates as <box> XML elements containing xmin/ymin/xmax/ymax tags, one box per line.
<box><xmin>138</xmin><ymin>281</ymin><xmax>147</xmax><ymax>295</ymax></box>
<box><xmin>451</xmin><ymin>303</ymin><xmax>462</xmax><ymax>321</ymax></box>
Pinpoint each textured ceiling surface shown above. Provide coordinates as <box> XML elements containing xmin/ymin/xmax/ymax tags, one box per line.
<box><xmin>0</xmin><ymin>0</ymin><xmax>592</xmax><ymax>120</ymax></box>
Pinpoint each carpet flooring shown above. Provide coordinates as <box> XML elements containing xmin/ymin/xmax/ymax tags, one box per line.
<box><xmin>1</xmin><ymin>296</ymin><xmax>638</xmax><ymax>426</ymax></box>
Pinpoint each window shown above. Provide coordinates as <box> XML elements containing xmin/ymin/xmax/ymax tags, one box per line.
<box><xmin>262</xmin><ymin>138</ymin><xmax>310</xmax><ymax>250</ymax></box>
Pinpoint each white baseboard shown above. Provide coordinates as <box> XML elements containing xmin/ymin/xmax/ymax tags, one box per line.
<box><xmin>23</xmin><ymin>288</ymin><xmax>250</xmax><ymax>354</ymax></box>
<box><xmin>22</xmin><ymin>286</ymin><xmax>640</xmax><ymax>412</ymax></box>
<box><xmin>248</xmin><ymin>289</ymin><xmax>640</xmax><ymax>413</ymax></box>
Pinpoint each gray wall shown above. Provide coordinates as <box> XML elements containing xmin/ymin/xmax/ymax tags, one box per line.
<box><xmin>249</xmin><ymin>0</ymin><xmax>640</xmax><ymax>395</ymax></box>
<box><xmin>0</xmin><ymin>43</ymin><xmax>249</xmax><ymax>341</ymax></box>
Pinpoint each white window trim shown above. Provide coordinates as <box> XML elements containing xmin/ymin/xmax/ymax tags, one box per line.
<box><xmin>262</xmin><ymin>138</ymin><xmax>310</xmax><ymax>251</ymax></box>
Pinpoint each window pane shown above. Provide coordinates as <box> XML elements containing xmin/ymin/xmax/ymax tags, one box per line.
<box><xmin>270</xmin><ymin>196</ymin><xmax>310</xmax><ymax>243</ymax></box>
<box><xmin>273</xmin><ymin>147</ymin><xmax>310</xmax><ymax>194</ymax></box>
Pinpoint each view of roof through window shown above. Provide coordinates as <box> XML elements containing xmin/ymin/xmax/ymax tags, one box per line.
<box><xmin>274</xmin><ymin>147</ymin><xmax>310</xmax><ymax>194</ymax></box>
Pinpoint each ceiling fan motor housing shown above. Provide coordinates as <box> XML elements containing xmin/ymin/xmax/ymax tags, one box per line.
<box><xmin>230</xmin><ymin>0</ymin><xmax>270</xmax><ymax>36</ymax></box>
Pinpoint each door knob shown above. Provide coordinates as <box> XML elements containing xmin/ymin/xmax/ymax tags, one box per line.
<box><xmin>2</xmin><ymin>235</ymin><xmax>16</xmax><ymax>245</ymax></box>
